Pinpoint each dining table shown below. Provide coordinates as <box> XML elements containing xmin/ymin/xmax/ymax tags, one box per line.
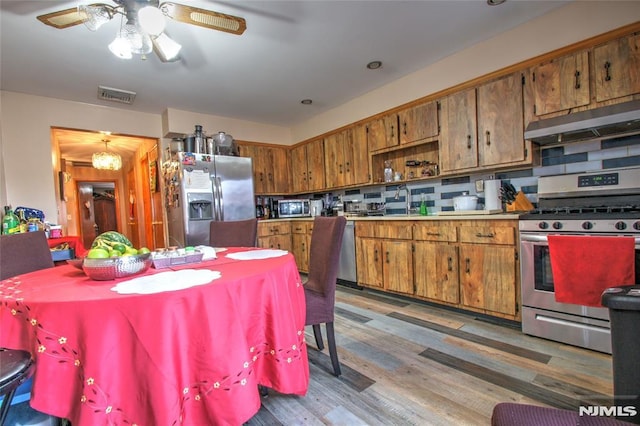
<box><xmin>0</xmin><ymin>247</ymin><xmax>309</xmax><ymax>425</ymax></box>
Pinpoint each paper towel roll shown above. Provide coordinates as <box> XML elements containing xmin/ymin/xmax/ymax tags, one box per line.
<box><xmin>484</xmin><ymin>179</ymin><xmax>502</xmax><ymax>211</ymax></box>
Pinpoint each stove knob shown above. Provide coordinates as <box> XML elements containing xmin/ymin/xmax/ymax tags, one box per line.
<box><xmin>634</xmin><ymin>221</ymin><xmax>640</xmax><ymax>231</ymax></box>
<box><xmin>552</xmin><ymin>222</ymin><xmax>563</xmax><ymax>230</ymax></box>
<box><xmin>582</xmin><ymin>221</ymin><xmax>594</xmax><ymax>230</ymax></box>
<box><xmin>538</xmin><ymin>221</ymin><xmax>549</xmax><ymax>230</ymax></box>
<box><xmin>615</xmin><ymin>221</ymin><xmax>627</xmax><ymax>231</ymax></box>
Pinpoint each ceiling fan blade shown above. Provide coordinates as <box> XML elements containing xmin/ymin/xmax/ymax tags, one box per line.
<box><xmin>36</xmin><ymin>3</ymin><xmax>113</xmax><ymax>29</ymax></box>
<box><xmin>37</xmin><ymin>7</ymin><xmax>86</xmax><ymax>29</ymax></box>
<box><xmin>159</xmin><ymin>2</ymin><xmax>246</xmax><ymax>35</ymax></box>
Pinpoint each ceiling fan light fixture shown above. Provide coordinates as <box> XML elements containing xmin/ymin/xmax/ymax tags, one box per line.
<box><xmin>138</xmin><ymin>6</ymin><xmax>166</xmax><ymax>36</ymax></box>
<box><xmin>109</xmin><ymin>33</ymin><xmax>133</xmax><ymax>59</ymax></box>
<box><xmin>78</xmin><ymin>5</ymin><xmax>112</xmax><ymax>31</ymax></box>
<box><xmin>153</xmin><ymin>33</ymin><xmax>182</xmax><ymax>61</ymax></box>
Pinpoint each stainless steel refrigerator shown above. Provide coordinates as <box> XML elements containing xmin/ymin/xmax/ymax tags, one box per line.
<box><xmin>165</xmin><ymin>152</ymin><xmax>255</xmax><ymax>247</ymax></box>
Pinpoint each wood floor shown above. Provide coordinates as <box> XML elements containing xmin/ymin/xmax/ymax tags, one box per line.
<box><xmin>246</xmin><ymin>285</ymin><xmax>614</xmax><ymax>425</ymax></box>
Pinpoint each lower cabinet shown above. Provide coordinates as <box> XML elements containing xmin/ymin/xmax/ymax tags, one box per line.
<box><xmin>257</xmin><ymin>221</ymin><xmax>291</xmax><ymax>251</ymax></box>
<box><xmin>355</xmin><ymin>219</ymin><xmax>520</xmax><ymax>321</ymax></box>
<box><xmin>291</xmin><ymin>220</ymin><xmax>313</xmax><ymax>273</ymax></box>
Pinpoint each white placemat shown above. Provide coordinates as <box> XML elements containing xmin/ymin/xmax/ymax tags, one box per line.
<box><xmin>225</xmin><ymin>249</ymin><xmax>288</xmax><ymax>261</ymax></box>
<box><xmin>214</xmin><ymin>247</ymin><xmax>227</xmax><ymax>253</ymax></box>
<box><xmin>111</xmin><ymin>269</ymin><xmax>221</xmax><ymax>295</ymax></box>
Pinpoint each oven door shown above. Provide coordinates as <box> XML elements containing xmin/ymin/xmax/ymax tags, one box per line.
<box><xmin>520</xmin><ymin>233</ymin><xmax>640</xmax><ymax>318</ymax></box>
<box><xmin>520</xmin><ymin>232</ymin><xmax>640</xmax><ymax>353</ymax></box>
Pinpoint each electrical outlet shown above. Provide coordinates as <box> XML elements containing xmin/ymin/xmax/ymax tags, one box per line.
<box><xmin>475</xmin><ymin>180</ymin><xmax>484</xmax><ymax>192</ymax></box>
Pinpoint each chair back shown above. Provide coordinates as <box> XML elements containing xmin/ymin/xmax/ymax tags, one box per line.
<box><xmin>0</xmin><ymin>231</ymin><xmax>54</xmax><ymax>280</ymax></box>
<box><xmin>209</xmin><ymin>218</ymin><xmax>258</xmax><ymax>248</ymax></box>
<box><xmin>306</xmin><ymin>216</ymin><xmax>346</xmax><ymax>300</ymax></box>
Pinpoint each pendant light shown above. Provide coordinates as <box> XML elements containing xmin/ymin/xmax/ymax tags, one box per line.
<box><xmin>92</xmin><ymin>140</ymin><xmax>122</xmax><ymax>171</ymax></box>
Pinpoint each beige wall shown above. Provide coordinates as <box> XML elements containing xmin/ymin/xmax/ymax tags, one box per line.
<box><xmin>1</xmin><ymin>1</ymin><xmax>639</xmax><ymax>224</ymax></box>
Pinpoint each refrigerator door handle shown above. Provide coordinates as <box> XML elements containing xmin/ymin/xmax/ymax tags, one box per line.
<box><xmin>216</xmin><ymin>176</ymin><xmax>224</xmax><ymax>221</ymax></box>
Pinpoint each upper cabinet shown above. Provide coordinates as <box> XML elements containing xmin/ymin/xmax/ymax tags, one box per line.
<box><xmin>290</xmin><ymin>138</ymin><xmax>325</xmax><ymax>193</ymax></box>
<box><xmin>477</xmin><ymin>72</ymin><xmax>526</xmax><ymax>167</ymax></box>
<box><xmin>531</xmin><ymin>50</ymin><xmax>591</xmax><ymax>116</ymax></box>
<box><xmin>440</xmin><ymin>88</ymin><xmax>478</xmax><ymax>171</ymax></box>
<box><xmin>398</xmin><ymin>101</ymin><xmax>439</xmax><ymax>145</ymax></box>
<box><xmin>324</xmin><ymin>125</ymin><xmax>370</xmax><ymax>189</ymax></box>
<box><xmin>367</xmin><ymin>113</ymin><xmax>400</xmax><ymax>152</ymax></box>
<box><xmin>440</xmin><ymin>72</ymin><xmax>528</xmax><ymax>173</ymax></box>
<box><xmin>594</xmin><ymin>32</ymin><xmax>640</xmax><ymax>102</ymax></box>
<box><xmin>238</xmin><ymin>143</ymin><xmax>289</xmax><ymax>195</ymax></box>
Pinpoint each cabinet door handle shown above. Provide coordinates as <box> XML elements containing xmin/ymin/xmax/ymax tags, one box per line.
<box><xmin>447</xmin><ymin>257</ymin><xmax>453</xmax><ymax>271</ymax></box>
<box><xmin>475</xmin><ymin>232</ymin><xmax>495</xmax><ymax>238</ymax></box>
<box><xmin>574</xmin><ymin>70</ymin><xmax>581</xmax><ymax>89</ymax></box>
<box><xmin>403</xmin><ymin>121</ymin><xmax>408</xmax><ymax>135</ymax></box>
<box><xmin>308</xmin><ymin>171</ymin><xmax>312</xmax><ymax>181</ymax></box>
<box><xmin>259</xmin><ymin>172</ymin><xmax>264</xmax><ymax>182</ymax></box>
<box><xmin>339</xmin><ymin>164</ymin><xmax>343</xmax><ymax>174</ymax></box>
<box><xmin>485</xmin><ymin>130</ymin><xmax>491</xmax><ymax>146</ymax></box>
<box><xmin>465</xmin><ymin>258</ymin><xmax>470</xmax><ymax>274</ymax></box>
<box><xmin>467</xmin><ymin>135</ymin><xmax>472</xmax><ymax>149</ymax></box>
<box><xmin>386</xmin><ymin>251</ymin><xmax>390</xmax><ymax>263</ymax></box>
<box><xmin>604</xmin><ymin>61</ymin><xmax>612</xmax><ymax>81</ymax></box>
<box><xmin>425</xmin><ymin>232</ymin><xmax>441</xmax><ymax>236</ymax></box>
<box><xmin>302</xmin><ymin>171</ymin><xmax>307</xmax><ymax>182</ymax></box>
<box><xmin>390</xmin><ymin>125</ymin><xmax>395</xmax><ymax>138</ymax></box>
<box><xmin>374</xmin><ymin>249</ymin><xmax>378</xmax><ymax>262</ymax></box>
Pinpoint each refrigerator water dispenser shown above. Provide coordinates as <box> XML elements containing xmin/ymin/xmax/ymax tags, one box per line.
<box><xmin>187</xmin><ymin>193</ymin><xmax>213</xmax><ymax>221</ymax></box>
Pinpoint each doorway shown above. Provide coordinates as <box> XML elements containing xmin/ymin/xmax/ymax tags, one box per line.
<box><xmin>77</xmin><ymin>181</ymin><xmax>118</xmax><ymax>249</ymax></box>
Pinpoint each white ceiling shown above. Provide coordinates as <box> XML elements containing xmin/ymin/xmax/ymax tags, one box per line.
<box><xmin>0</xmin><ymin>0</ymin><xmax>570</xmax><ymax>163</ymax></box>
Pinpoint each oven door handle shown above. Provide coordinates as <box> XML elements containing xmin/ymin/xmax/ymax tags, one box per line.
<box><xmin>520</xmin><ymin>234</ymin><xmax>640</xmax><ymax>244</ymax></box>
<box><xmin>520</xmin><ymin>234</ymin><xmax>548</xmax><ymax>243</ymax></box>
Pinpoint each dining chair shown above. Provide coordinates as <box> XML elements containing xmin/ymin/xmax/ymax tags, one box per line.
<box><xmin>491</xmin><ymin>402</ymin><xmax>632</xmax><ymax>425</ymax></box>
<box><xmin>304</xmin><ymin>216</ymin><xmax>346</xmax><ymax>377</ymax></box>
<box><xmin>209</xmin><ymin>218</ymin><xmax>258</xmax><ymax>247</ymax></box>
<box><xmin>0</xmin><ymin>231</ymin><xmax>54</xmax><ymax>280</ymax></box>
<box><xmin>0</xmin><ymin>232</ymin><xmax>56</xmax><ymax>425</ymax></box>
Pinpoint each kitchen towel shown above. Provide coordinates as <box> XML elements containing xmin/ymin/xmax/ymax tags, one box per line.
<box><xmin>548</xmin><ymin>235</ymin><xmax>636</xmax><ymax>307</ymax></box>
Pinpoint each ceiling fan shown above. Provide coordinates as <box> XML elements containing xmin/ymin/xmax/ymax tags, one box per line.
<box><xmin>36</xmin><ymin>0</ymin><xmax>246</xmax><ymax>61</ymax></box>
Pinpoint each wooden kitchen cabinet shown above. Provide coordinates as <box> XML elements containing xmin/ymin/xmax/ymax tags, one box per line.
<box><xmin>477</xmin><ymin>73</ymin><xmax>526</xmax><ymax>167</ymax></box>
<box><xmin>398</xmin><ymin>101</ymin><xmax>439</xmax><ymax>145</ymax></box>
<box><xmin>413</xmin><ymin>221</ymin><xmax>459</xmax><ymax>304</ymax></box>
<box><xmin>440</xmin><ymin>72</ymin><xmax>528</xmax><ymax>173</ymax></box>
<box><xmin>324</xmin><ymin>126</ymin><xmax>369</xmax><ymax>188</ymax></box>
<box><xmin>531</xmin><ymin>50</ymin><xmax>591</xmax><ymax>116</ymax></box>
<box><xmin>291</xmin><ymin>220</ymin><xmax>313</xmax><ymax>272</ymax></box>
<box><xmin>366</xmin><ymin>113</ymin><xmax>400</xmax><ymax>152</ymax></box>
<box><xmin>594</xmin><ymin>32</ymin><xmax>640</xmax><ymax>102</ymax></box>
<box><xmin>440</xmin><ymin>88</ymin><xmax>478</xmax><ymax>171</ymax></box>
<box><xmin>257</xmin><ymin>221</ymin><xmax>291</xmax><ymax>251</ymax></box>
<box><xmin>458</xmin><ymin>221</ymin><xmax>519</xmax><ymax>318</ymax></box>
<box><xmin>238</xmin><ymin>143</ymin><xmax>289</xmax><ymax>194</ymax></box>
<box><xmin>355</xmin><ymin>221</ymin><xmax>413</xmax><ymax>294</ymax></box>
<box><xmin>290</xmin><ymin>138</ymin><xmax>325</xmax><ymax>193</ymax></box>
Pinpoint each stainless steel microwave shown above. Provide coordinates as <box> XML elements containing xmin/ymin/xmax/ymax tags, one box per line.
<box><xmin>277</xmin><ymin>199</ymin><xmax>310</xmax><ymax>218</ymax></box>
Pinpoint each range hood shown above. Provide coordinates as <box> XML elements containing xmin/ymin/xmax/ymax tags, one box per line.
<box><xmin>524</xmin><ymin>100</ymin><xmax>640</xmax><ymax>145</ymax></box>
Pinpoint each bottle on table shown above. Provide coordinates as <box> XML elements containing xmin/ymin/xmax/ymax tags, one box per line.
<box><xmin>2</xmin><ymin>206</ymin><xmax>20</xmax><ymax>235</ymax></box>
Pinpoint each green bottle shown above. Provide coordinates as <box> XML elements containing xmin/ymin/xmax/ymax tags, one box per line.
<box><xmin>2</xmin><ymin>206</ymin><xmax>20</xmax><ymax>235</ymax></box>
<box><xmin>419</xmin><ymin>194</ymin><xmax>428</xmax><ymax>216</ymax></box>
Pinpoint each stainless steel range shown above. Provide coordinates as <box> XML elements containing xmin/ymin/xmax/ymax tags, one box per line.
<box><xmin>519</xmin><ymin>167</ymin><xmax>640</xmax><ymax>354</ymax></box>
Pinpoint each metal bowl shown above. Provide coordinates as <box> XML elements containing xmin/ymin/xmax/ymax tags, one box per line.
<box><xmin>82</xmin><ymin>253</ymin><xmax>152</xmax><ymax>281</ymax></box>
<box><xmin>66</xmin><ymin>258</ymin><xmax>84</xmax><ymax>270</ymax></box>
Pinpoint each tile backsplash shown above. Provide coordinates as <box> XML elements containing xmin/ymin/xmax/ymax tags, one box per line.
<box><xmin>332</xmin><ymin>132</ymin><xmax>640</xmax><ymax>214</ymax></box>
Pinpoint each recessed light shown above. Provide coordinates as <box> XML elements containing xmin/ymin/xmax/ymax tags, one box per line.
<box><xmin>301</xmin><ymin>99</ymin><xmax>313</xmax><ymax>105</ymax></box>
<box><xmin>366</xmin><ymin>61</ymin><xmax>382</xmax><ymax>70</ymax></box>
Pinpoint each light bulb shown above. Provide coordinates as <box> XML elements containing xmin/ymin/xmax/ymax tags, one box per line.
<box><xmin>109</xmin><ymin>34</ymin><xmax>132</xmax><ymax>59</ymax></box>
<box><xmin>138</xmin><ymin>6</ymin><xmax>166</xmax><ymax>36</ymax></box>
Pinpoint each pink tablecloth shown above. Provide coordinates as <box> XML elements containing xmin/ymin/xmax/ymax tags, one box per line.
<box><xmin>0</xmin><ymin>248</ymin><xmax>309</xmax><ymax>425</ymax></box>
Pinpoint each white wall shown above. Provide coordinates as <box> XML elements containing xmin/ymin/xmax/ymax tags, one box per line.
<box><xmin>1</xmin><ymin>1</ymin><xmax>639</xmax><ymax>222</ymax></box>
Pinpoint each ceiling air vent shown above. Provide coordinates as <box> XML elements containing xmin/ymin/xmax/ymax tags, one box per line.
<box><xmin>97</xmin><ymin>86</ymin><xmax>136</xmax><ymax>104</ymax></box>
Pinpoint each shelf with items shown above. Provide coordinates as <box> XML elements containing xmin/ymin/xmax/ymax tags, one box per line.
<box><xmin>371</xmin><ymin>141</ymin><xmax>439</xmax><ymax>184</ymax></box>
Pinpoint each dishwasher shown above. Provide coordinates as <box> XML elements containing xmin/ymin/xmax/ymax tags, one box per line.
<box><xmin>337</xmin><ymin>220</ymin><xmax>357</xmax><ymax>286</ymax></box>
